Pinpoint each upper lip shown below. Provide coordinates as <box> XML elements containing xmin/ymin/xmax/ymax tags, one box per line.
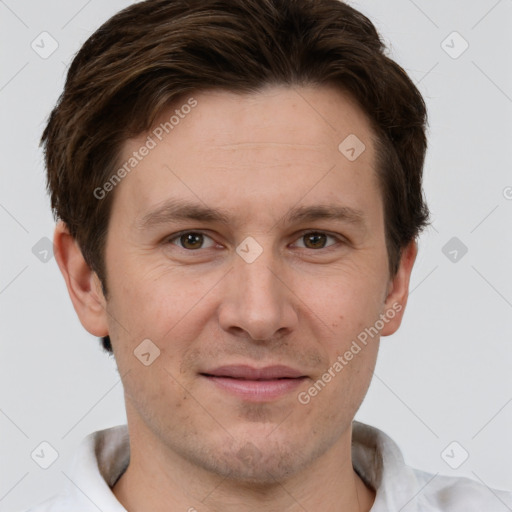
<box><xmin>201</xmin><ymin>365</ymin><xmax>306</xmax><ymax>380</ymax></box>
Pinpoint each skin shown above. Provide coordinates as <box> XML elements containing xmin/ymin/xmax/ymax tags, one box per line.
<box><xmin>54</xmin><ymin>85</ymin><xmax>417</xmax><ymax>512</ymax></box>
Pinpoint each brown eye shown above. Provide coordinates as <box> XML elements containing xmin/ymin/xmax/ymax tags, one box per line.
<box><xmin>293</xmin><ymin>231</ymin><xmax>341</xmax><ymax>250</ymax></box>
<box><xmin>180</xmin><ymin>233</ymin><xmax>203</xmax><ymax>249</ymax></box>
<box><xmin>168</xmin><ymin>231</ymin><xmax>215</xmax><ymax>250</ymax></box>
<box><xmin>302</xmin><ymin>232</ymin><xmax>328</xmax><ymax>249</ymax></box>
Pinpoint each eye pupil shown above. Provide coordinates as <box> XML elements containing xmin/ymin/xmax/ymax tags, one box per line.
<box><xmin>181</xmin><ymin>232</ymin><xmax>203</xmax><ymax>249</ymax></box>
<box><xmin>304</xmin><ymin>232</ymin><xmax>326</xmax><ymax>249</ymax></box>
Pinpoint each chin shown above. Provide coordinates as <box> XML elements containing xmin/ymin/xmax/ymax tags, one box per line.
<box><xmin>186</xmin><ymin>435</ymin><xmax>313</xmax><ymax>486</ymax></box>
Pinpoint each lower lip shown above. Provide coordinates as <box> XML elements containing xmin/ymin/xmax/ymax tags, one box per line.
<box><xmin>202</xmin><ymin>375</ymin><xmax>307</xmax><ymax>402</ymax></box>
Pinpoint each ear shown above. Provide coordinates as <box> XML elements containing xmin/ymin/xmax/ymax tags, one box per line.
<box><xmin>53</xmin><ymin>221</ymin><xmax>109</xmax><ymax>337</ymax></box>
<box><xmin>380</xmin><ymin>240</ymin><xmax>418</xmax><ymax>337</ymax></box>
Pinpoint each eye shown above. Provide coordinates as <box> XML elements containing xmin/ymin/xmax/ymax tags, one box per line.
<box><xmin>292</xmin><ymin>231</ymin><xmax>341</xmax><ymax>250</ymax></box>
<box><xmin>167</xmin><ymin>231</ymin><xmax>216</xmax><ymax>250</ymax></box>
<box><xmin>165</xmin><ymin>230</ymin><xmax>343</xmax><ymax>252</ymax></box>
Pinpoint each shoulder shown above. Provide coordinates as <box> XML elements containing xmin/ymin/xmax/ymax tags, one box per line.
<box><xmin>411</xmin><ymin>467</ymin><xmax>512</xmax><ymax>512</ymax></box>
<box><xmin>19</xmin><ymin>493</ymin><xmax>66</xmax><ymax>512</ymax></box>
<box><xmin>20</xmin><ymin>424</ymin><xmax>130</xmax><ymax>512</ymax></box>
<box><xmin>351</xmin><ymin>421</ymin><xmax>512</xmax><ymax>512</ymax></box>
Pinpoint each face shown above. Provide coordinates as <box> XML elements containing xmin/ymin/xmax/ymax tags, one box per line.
<box><xmin>82</xmin><ymin>85</ymin><xmax>411</xmax><ymax>483</ymax></box>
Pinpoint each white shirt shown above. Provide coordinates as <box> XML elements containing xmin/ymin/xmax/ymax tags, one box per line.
<box><xmin>25</xmin><ymin>421</ymin><xmax>512</xmax><ymax>511</ymax></box>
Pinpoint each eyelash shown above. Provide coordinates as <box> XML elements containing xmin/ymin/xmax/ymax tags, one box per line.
<box><xmin>165</xmin><ymin>230</ymin><xmax>345</xmax><ymax>252</ymax></box>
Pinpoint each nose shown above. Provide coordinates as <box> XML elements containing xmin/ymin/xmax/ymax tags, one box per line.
<box><xmin>217</xmin><ymin>246</ymin><xmax>298</xmax><ymax>343</ymax></box>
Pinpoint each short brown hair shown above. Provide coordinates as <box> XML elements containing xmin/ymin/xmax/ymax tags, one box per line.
<box><xmin>41</xmin><ymin>0</ymin><xmax>431</xmax><ymax>354</ymax></box>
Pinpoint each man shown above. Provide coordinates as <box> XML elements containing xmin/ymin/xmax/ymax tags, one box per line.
<box><xmin>28</xmin><ymin>0</ymin><xmax>511</xmax><ymax>510</ymax></box>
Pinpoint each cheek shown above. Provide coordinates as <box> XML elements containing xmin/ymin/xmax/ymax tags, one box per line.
<box><xmin>309</xmin><ymin>276</ymin><xmax>383</xmax><ymax>402</ymax></box>
<box><xmin>122</xmin><ymin>362</ymin><xmax>196</xmax><ymax>439</ymax></box>
<box><xmin>108</xmin><ymin>262</ymin><xmax>201</xmax><ymax>334</ymax></box>
<box><xmin>317</xmin><ymin>271</ymin><xmax>386</xmax><ymax>331</ymax></box>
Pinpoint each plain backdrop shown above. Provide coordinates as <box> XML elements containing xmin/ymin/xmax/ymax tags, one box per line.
<box><xmin>1</xmin><ymin>1</ymin><xmax>511</xmax><ymax>510</ymax></box>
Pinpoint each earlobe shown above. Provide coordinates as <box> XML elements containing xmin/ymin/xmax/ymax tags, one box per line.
<box><xmin>380</xmin><ymin>240</ymin><xmax>418</xmax><ymax>337</ymax></box>
<box><xmin>53</xmin><ymin>221</ymin><xmax>109</xmax><ymax>337</ymax></box>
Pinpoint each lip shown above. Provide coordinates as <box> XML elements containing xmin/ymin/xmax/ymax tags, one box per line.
<box><xmin>200</xmin><ymin>365</ymin><xmax>308</xmax><ymax>402</ymax></box>
<box><xmin>202</xmin><ymin>365</ymin><xmax>305</xmax><ymax>380</ymax></box>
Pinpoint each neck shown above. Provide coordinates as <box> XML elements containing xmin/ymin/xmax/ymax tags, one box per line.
<box><xmin>112</xmin><ymin>421</ymin><xmax>375</xmax><ymax>512</ymax></box>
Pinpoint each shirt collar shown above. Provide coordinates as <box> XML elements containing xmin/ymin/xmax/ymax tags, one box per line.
<box><xmin>352</xmin><ymin>420</ymin><xmax>420</xmax><ymax>511</ymax></box>
<box><xmin>60</xmin><ymin>421</ymin><xmax>419</xmax><ymax>511</ymax></box>
<box><xmin>61</xmin><ymin>424</ymin><xmax>129</xmax><ymax>511</ymax></box>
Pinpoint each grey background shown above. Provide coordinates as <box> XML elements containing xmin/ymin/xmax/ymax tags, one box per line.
<box><xmin>1</xmin><ymin>0</ymin><xmax>511</xmax><ymax>510</ymax></box>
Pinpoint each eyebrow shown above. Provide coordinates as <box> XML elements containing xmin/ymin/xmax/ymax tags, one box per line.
<box><xmin>138</xmin><ymin>199</ymin><xmax>231</xmax><ymax>229</ymax></box>
<box><xmin>281</xmin><ymin>204</ymin><xmax>366</xmax><ymax>229</ymax></box>
<box><xmin>137</xmin><ymin>198</ymin><xmax>367</xmax><ymax>231</ymax></box>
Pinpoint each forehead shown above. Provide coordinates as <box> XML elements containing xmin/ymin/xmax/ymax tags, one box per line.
<box><xmin>161</xmin><ymin>85</ymin><xmax>373</xmax><ymax>153</ymax></box>
<box><xmin>112</xmin><ymin>85</ymin><xmax>380</xmax><ymax>228</ymax></box>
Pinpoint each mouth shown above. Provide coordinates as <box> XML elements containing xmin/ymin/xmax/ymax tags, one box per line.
<box><xmin>200</xmin><ymin>365</ymin><xmax>308</xmax><ymax>402</ymax></box>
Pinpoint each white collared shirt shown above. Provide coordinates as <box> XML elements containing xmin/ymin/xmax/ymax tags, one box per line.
<box><xmin>25</xmin><ymin>421</ymin><xmax>512</xmax><ymax>511</ymax></box>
